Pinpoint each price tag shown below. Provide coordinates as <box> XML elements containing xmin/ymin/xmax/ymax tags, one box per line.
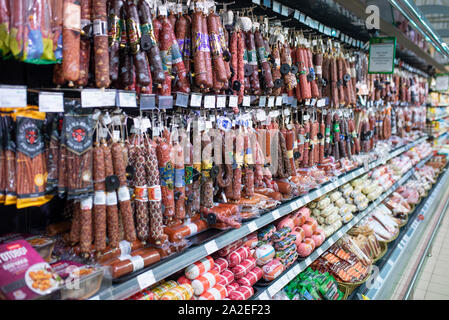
<box><xmin>204</xmin><ymin>95</ymin><xmax>216</xmax><ymax>108</ymax></box>
<box><xmin>290</xmin><ymin>201</ymin><xmax>299</xmax><ymax>210</ymax></box>
<box><xmin>281</xmin><ymin>94</ymin><xmax>288</xmax><ymax>104</ymax></box>
<box><xmin>112</xmin><ymin>130</ymin><xmax>121</xmax><ymax>141</ymax></box>
<box><xmin>317</xmin><ymin>99</ymin><xmax>326</xmax><ymax>107</ymax></box>
<box><xmin>190</xmin><ymin>93</ymin><xmax>202</xmax><ymax>107</ymax></box>
<box><xmin>272</xmin><ymin>1</ymin><xmax>281</xmax><ymax>13</ymax></box>
<box><xmin>243</xmin><ymin>95</ymin><xmax>251</xmax><ymax>107</ymax></box>
<box><xmin>229</xmin><ymin>95</ymin><xmax>238</xmax><ymax>108</ymax></box>
<box><xmin>256</xmin><ymin>110</ymin><xmax>267</xmax><ymax>122</ymax></box>
<box><xmin>0</xmin><ymin>85</ymin><xmax>27</xmax><ymax>108</ymax></box>
<box><xmin>258</xmin><ymin>291</ymin><xmax>270</xmax><ymax>300</ymax></box>
<box><xmin>291</xmin><ymin>98</ymin><xmax>297</xmax><ymax>107</ymax></box>
<box><xmin>268</xmin><ymin>96</ymin><xmax>275</xmax><ymax>108</ymax></box>
<box><xmin>38</xmin><ymin>92</ymin><xmax>64</xmax><ymax>112</ymax></box>
<box><xmin>158</xmin><ymin>95</ymin><xmax>173</xmax><ymax>109</ymax></box>
<box><xmin>175</xmin><ymin>92</ymin><xmax>189</xmax><ymax>107</ymax></box>
<box><xmin>117</xmin><ymin>90</ymin><xmax>137</xmax><ymax>107</ymax></box>
<box><xmin>259</xmin><ymin>96</ymin><xmax>267</xmax><ymax>107</ymax></box>
<box><xmin>82</xmin><ymin>89</ymin><xmax>116</xmax><ymax>107</ymax></box>
<box><xmin>305</xmin><ymin>257</ymin><xmax>312</xmax><ymax>265</ymax></box>
<box><xmin>281</xmin><ymin>5</ymin><xmax>289</xmax><ymax>16</ymax></box>
<box><xmin>272</xmin><ymin>210</ymin><xmax>280</xmax><ymax>220</ymax></box>
<box><xmin>217</xmin><ymin>95</ymin><xmax>226</xmax><ymax>108</ymax></box>
<box><xmin>293</xmin><ymin>264</ymin><xmax>301</xmax><ymax>275</ymax></box>
<box><xmin>137</xmin><ymin>270</ymin><xmax>156</xmax><ymax>289</ymax></box>
<box><xmin>268</xmin><ymin>282</ymin><xmax>281</xmax><ymax>297</ymax></box>
<box><xmin>304</xmin><ymin>195</ymin><xmax>311</xmax><ymax>203</ymax></box>
<box><xmin>275</xmin><ymin>96</ymin><xmax>283</xmax><ymax>106</ymax></box>
<box><xmin>247</xmin><ymin>222</ymin><xmax>258</xmax><ymax>232</ymax></box>
<box><xmin>204</xmin><ymin>240</ymin><xmax>218</xmax><ymax>255</ymax></box>
<box><xmin>140</xmin><ymin>94</ymin><xmax>156</xmax><ymax>110</ymax></box>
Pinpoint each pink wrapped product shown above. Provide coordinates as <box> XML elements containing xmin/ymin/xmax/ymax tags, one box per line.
<box><xmin>226</xmin><ymin>246</ymin><xmax>251</xmax><ymax>267</ymax></box>
<box><xmin>191</xmin><ymin>269</ymin><xmax>220</xmax><ymax>295</ymax></box>
<box><xmin>262</xmin><ymin>259</ymin><xmax>285</xmax><ymax>281</ymax></box>
<box><xmin>198</xmin><ymin>284</ymin><xmax>227</xmax><ymax>300</ymax></box>
<box><xmin>236</xmin><ymin>266</ymin><xmax>263</xmax><ymax>287</ymax></box>
<box><xmin>231</xmin><ymin>257</ymin><xmax>256</xmax><ymax>279</ymax></box>
<box><xmin>217</xmin><ymin>269</ymin><xmax>235</xmax><ymax>286</ymax></box>
<box><xmin>212</xmin><ymin>257</ymin><xmax>229</xmax><ymax>273</ymax></box>
<box><xmin>217</xmin><ymin>240</ymin><xmax>244</xmax><ymax>257</ymax></box>
<box><xmin>229</xmin><ymin>285</ymin><xmax>254</xmax><ymax>300</ymax></box>
<box><xmin>185</xmin><ymin>256</ymin><xmax>214</xmax><ymax>279</ymax></box>
<box><xmin>225</xmin><ymin>281</ymin><xmax>240</xmax><ymax>297</ymax></box>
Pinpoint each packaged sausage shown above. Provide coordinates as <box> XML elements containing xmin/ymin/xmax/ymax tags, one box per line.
<box><xmin>274</xmin><ymin>234</ymin><xmax>297</xmax><ymax>251</ymax></box>
<box><xmin>242</xmin><ymin>232</ymin><xmax>258</xmax><ymax>249</ymax></box>
<box><xmin>96</xmin><ymin>240</ymin><xmax>144</xmax><ymax>263</ymax></box>
<box><xmin>151</xmin><ymin>280</ymin><xmax>178</xmax><ymax>299</ymax></box>
<box><xmin>225</xmin><ymin>281</ymin><xmax>240</xmax><ymax>297</ymax></box>
<box><xmin>212</xmin><ymin>257</ymin><xmax>229</xmax><ymax>274</ymax></box>
<box><xmin>321</xmin><ymin>204</ymin><xmax>336</xmax><ymax>217</ymax></box>
<box><xmin>164</xmin><ymin>219</ymin><xmax>208</xmax><ymax>242</ymax></box>
<box><xmin>236</xmin><ymin>266</ymin><xmax>262</xmax><ymax>287</ymax></box>
<box><xmin>262</xmin><ymin>259</ymin><xmax>285</xmax><ymax>281</ymax></box>
<box><xmin>217</xmin><ymin>239</ymin><xmax>243</xmax><ymax>257</ymax></box>
<box><xmin>271</xmin><ymin>227</ymin><xmax>292</xmax><ymax>243</ymax></box>
<box><xmin>191</xmin><ymin>269</ymin><xmax>220</xmax><ymax>295</ymax></box>
<box><xmin>335</xmin><ymin>197</ymin><xmax>346</xmax><ymax>208</ymax></box>
<box><xmin>161</xmin><ymin>283</ymin><xmax>194</xmax><ymax>300</ymax></box>
<box><xmin>275</xmin><ymin>244</ymin><xmax>296</xmax><ymax>260</ymax></box>
<box><xmin>282</xmin><ymin>251</ymin><xmax>298</xmax><ymax>268</ymax></box>
<box><xmin>330</xmin><ymin>191</ymin><xmax>342</xmax><ymax>202</ymax></box>
<box><xmin>231</xmin><ymin>257</ymin><xmax>256</xmax><ymax>279</ymax></box>
<box><xmin>318</xmin><ymin>197</ymin><xmax>331</xmax><ymax>209</ymax></box>
<box><xmin>106</xmin><ymin>248</ymin><xmax>161</xmax><ymax>278</ymax></box>
<box><xmin>177</xmin><ymin>275</ymin><xmax>191</xmax><ymax>285</ymax></box>
<box><xmin>254</xmin><ymin>244</ymin><xmax>275</xmax><ymax>266</ymax></box>
<box><xmin>229</xmin><ymin>285</ymin><xmax>254</xmax><ymax>300</ymax></box>
<box><xmin>185</xmin><ymin>256</ymin><xmax>214</xmax><ymax>279</ymax></box>
<box><xmin>198</xmin><ymin>284</ymin><xmax>227</xmax><ymax>300</ymax></box>
<box><xmin>297</xmin><ymin>238</ymin><xmax>315</xmax><ymax>257</ymax></box>
<box><xmin>217</xmin><ymin>269</ymin><xmax>235</xmax><ymax>286</ymax></box>
<box><xmin>226</xmin><ymin>246</ymin><xmax>251</xmax><ymax>268</ymax></box>
<box><xmin>258</xmin><ymin>225</ymin><xmax>276</xmax><ymax>241</ymax></box>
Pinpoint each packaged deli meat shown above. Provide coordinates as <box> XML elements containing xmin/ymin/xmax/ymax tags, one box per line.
<box><xmin>231</xmin><ymin>257</ymin><xmax>257</xmax><ymax>279</ymax></box>
<box><xmin>191</xmin><ymin>269</ymin><xmax>220</xmax><ymax>295</ymax></box>
<box><xmin>185</xmin><ymin>256</ymin><xmax>214</xmax><ymax>279</ymax></box>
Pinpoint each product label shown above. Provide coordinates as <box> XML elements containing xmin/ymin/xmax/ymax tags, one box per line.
<box><xmin>117</xmin><ymin>186</ymin><xmax>131</xmax><ymax>202</ymax></box>
<box><xmin>184</xmin><ymin>166</ymin><xmax>193</xmax><ymax>185</ymax></box>
<box><xmin>106</xmin><ymin>192</ymin><xmax>118</xmax><ymax>206</ymax></box>
<box><xmin>174</xmin><ymin>168</ymin><xmax>185</xmax><ymax>187</ymax></box>
<box><xmin>94</xmin><ymin>191</ymin><xmax>106</xmax><ymax>205</ymax></box>
<box><xmin>171</xmin><ymin>41</ymin><xmax>183</xmax><ymax>64</ymax></box>
<box><xmin>257</xmin><ymin>47</ymin><xmax>267</xmax><ymax>63</ymax></box>
<box><xmin>108</xmin><ymin>14</ymin><xmax>121</xmax><ymax>45</ymax></box>
<box><xmin>195</xmin><ymin>32</ymin><xmax>210</xmax><ymax>52</ymax></box>
<box><xmin>140</xmin><ymin>23</ymin><xmax>157</xmax><ymax>46</ymax></box>
<box><xmin>209</xmin><ymin>32</ymin><xmax>222</xmax><ymax>58</ymax></box>
<box><xmin>248</xmin><ymin>50</ymin><xmax>258</xmax><ymax>66</ymax></box>
<box><xmin>80</xmin><ymin>196</ymin><xmax>93</xmax><ymax>210</ymax></box>
<box><xmin>147</xmin><ymin>185</ymin><xmax>162</xmax><ymax>202</ymax></box>
<box><xmin>134</xmin><ymin>186</ymin><xmax>149</xmax><ymax>202</ymax></box>
<box><xmin>93</xmin><ymin>19</ymin><xmax>107</xmax><ymax>37</ymax></box>
<box><xmin>62</xmin><ymin>115</ymin><xmax>93</xmax><ymax>155</ymax></box>
<box><xmin>129</xmin><ymin>255</ymin><xmax>145</xmax><ymax>272</ymax></box>
<box><xmin>126</xmin><ymin>18</ymin><xmax>141</xmax><ymax>54</ymax></box>
<box><xmin>160</xmin><ymin>49</ymin><xmax>173</xmax><ymax>72</ymax></box>
<box><xmin>63</xmin><ymin>2</ymin><xmax>81</xmax><ymax>31</ymax></box>
<box><xmin>159</xmin><ymin>163</ymin><xmax>174</xmax><ymax>189</ymax></box>
<box><xmin>16</xmin><ymin>118</ymin><xmax>44</xmax><ymax>159</ymax></box>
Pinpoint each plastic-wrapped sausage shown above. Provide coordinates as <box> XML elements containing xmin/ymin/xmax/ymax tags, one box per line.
<box><xmin>285</xmin><ymin>129</ymin><xmax>296</xmax><ymax>176</ymax></box>
<box><xmin>108</xmin><ymin>0</ymin><xmax>123</xmax><ymax>82</ymax></box>
<box><xmin>118</xmin><ymin>9</ymin><xmax>133</xmax><ymax>88</ymax></box>
<box><xmin>173</xmin><ymin>139</ymin><xmax>186</xmax><ymax>220</ymax></box>
<box><xmin>201</xmin><ymin>131</ymin><xmax>214</xmax><ymax>208</ymax></box>
<box><xmin>76</xmin><ymin>0</ymin><xmax>91</xmax><ymax>87</ymax></box>
<box><xmin>79</xmin><ymin>196</ymin><xmax>93</xmax><ymax>254</ymax></box>
<box><xmin>201</xmin><ymin>12</ymin><xmax>213</xmax><ymax>90</ymax></box>
<box><xmin>96</xmin><ymin>240</ymin><xmax>143</xmax><ymax>263</ymax></box>
<box><xmin>245</xmin><ymin>31</ymin><xmax>261</xmax><ymax>95</ymax></box>
<box><xmin>158</xmin><ymin>17</ymin><xmax>173</xmax><ymax>96</ymax></box>
<box><xmin>233</xmin><ymin>133</ymin><xmax>244</xmax><ymax>201</ymax></box>
<box><xmin>142</xmin><ymin>139</ymin><xmax>166</xmax><ymax>245</ymax></box>
<box><xmin>107</xmin><ymin>248</ymin><xmax>160</xmax><ymax>278</ymax></box>
<box><xmin>306</xmin><ymin>47</ymin><xmax>320</xmax><ymax>98</ymax></box>
<box><xmin>92</xmin><ymin>0</ymin><xmax>110</xmax><ymax>88</ymax></box>
<box><xmin>254</xmin><ymin>29</ymin><xmax>274</xmax><ymax>90</ymax></box>
<box><xmin>319</xmin><ymin>118</ymin><xmax>325</xmax><ymax>164</ymax></box>
<box><xmin>103</xmin><ymin>143</ymin><xmax>120</xmax><ymax>248</ymax></box>
<box><xmin>191</xmin><ymin>10</ymin><xmax>207</xmax><ymax>88</ymax></box>
<box><xmin>192</xmin><ymin>129</ymin><xmax>202</xmax><ymax>214</ymax></box>
<box><xmin>164</xmin><ymin>219</ymin><xmax>208</xmax><ymax>243</ymax></box>
<box><xmin>156</xmin><ymin>132</ymin><xmax>175</xmax><ymax>218</ymax></box>
<box><xmin>302</xmin><ymin>121</ymin><xmax>310</xmax><ymax>167</ymax></box>
<box><xmin>137</xmin><ymin>0</ymin><xmax>165</xmax><ymax>84</ymax></box>
<box><xmin>93</xmin><ymin>144</ymin><xmax>107</xmax><ymax>252</ymax></box>
<box><xmin>62</xmin><ymin>0</ymin><xmax>81</xmax><ymax>82</ymax></box>
<box><xmin>132</xmin><ymin>145</ymin><xmax>150</xmax><ymax>242</ymax></box>
<box><xmin>207</xmin><ymin>12</ymin><xmax>227</xmax><ymax>84</ymax></box>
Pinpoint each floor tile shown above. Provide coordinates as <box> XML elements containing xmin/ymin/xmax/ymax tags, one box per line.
<box><xmin>431</xmin><ymin>265</ymin><xmax>449</xmax><ymax>276</ymax></box>
<box><xmin>427</xmin><ymin>282</ymin><xmax>449</xmax><ymax>295</ymax></box>
<box><xmin>412</xmin><ymin>288</ymin><xmax>426</xmax><ymax>300</ymax></box>
<box><xmin>424</xmin><ymin>291</ymin><xmax>449</xmax><ymax>300</ymax></box>
<box><xmin>428</xmin><ymin>273</ymin><xmax>449</xmax><ymax>286</ymax></box>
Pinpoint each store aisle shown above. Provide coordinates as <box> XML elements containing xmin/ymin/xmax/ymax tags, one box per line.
<box><xmin>412</xmin><ymin>205</ymin><xmax>449</xmax><ymax>300</ymax></box>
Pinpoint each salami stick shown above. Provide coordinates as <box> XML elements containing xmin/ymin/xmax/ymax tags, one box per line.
<box><xmin>70</xmin><ymin>201</ymin><xmax>81</xmax><ymax>244</ymax></box>
<box><xmin>62</xmin><ymin>0</ymin><xmax>81</xmax><ymax>82</ymax></box>
<box><xmin>192</xmin><ymin>10</ymin><xmax>207</xmax><ymax>88</ymax></box>
<box><xmin>308</xmin><ymin>121</ymin><xmax>317</xmax><ymax>167</ymax></box>
<box><xmin>158</xmin><ymin>17</ymin><xmax>173</xmax><ymax>96</ymax></box>
<box><xmin>133</xmin><ymin>145</ymin><xmax>150</xmax><ymax>242</ymax></box>
<box><xmin>173</xmin><ymin>138</ymin><xmax>186</xmax><ymax>220</ymax></box>
<box><xmin>233</xmin><ymin>132</ymin><xmax>244</xmax><ymax>201</ymax></box>
<box><xmin>207</xmin><ymin>12</ymin><xmax>227</xmax><ymax>84</ymax></box>
<box><xmin>254</xmin><ymin>29</ymin><xmax>274</xmax><ymax>90</ymax></box>
<box><xmin>93</xmin><ymin>0</ymin><xmax>111</xmax><ymax>88</ymax></box>
<box><xmin>182</xmin><ymin>14</ymin><xmax>192</xmax><ymax>74</ymax></box>
<box><xmin>76</xmin><ymin>0</ymin><xmax>91</xmax><ymax>87</ymax></box>
<box><xmin>118</xmin><ymin>9</ymin><xmax>133</xmax><ymax>87</ymax></box>
<box><xmin>80</xmin><ymin>196</ymin><xmax>94</xmax><ymax>254</ymax></box>
<box><xmin>297</xmin><ymin>47</ymin><xmax>310</xmax><ymax>100</ymax></box>
<box><xmin>156</xmin><ymin>132</ymin><xmax>175</xmax><ymax>218</ymax></box>
<box><xmin>192</xmin><ymin>129</ymin><xmax>202</xmax><ymax>213</ymax></box>
<box><xmin>108</xmin><ymin>0</ymin><xmax>123</xmax><ymax>83</ymax></box>
<box><xmin>201</xmin><ymin>131</ymin><xmax>214</xmax><ymax>208</ymax></box>
<box><xmin>237</xmin><ymin>31</ymin><xmax>245</xmax><ymax>106</ymax></box>
<box><xmin>93</xmin><ymin>144</ymin><xmax>107</xmax><ymax>252</ymax></box>
<box><xmin>319</xmin><ymin>118</ymin><xmax>325</xmax><ymax>163</ymax></box>
<box><xmin>137</xmin><ymin>0</ymin><xmax>165</xmax><ymax>84</ymax></box>
<box><xmin>295</xmin><ymin>123</ymin><xmax>304</xmax><ymax>167</ymax></box>
<box><xmin>167</xmin><ymin>17</ymin><xmax>190</xmax><ymax>93</ymax></box>
<box><xmin>333</xmin><ymin>113</ymin><xmax>340</xmax><ymax>160</ymax></box>
<box><xmin>103</xmin><ymin>143</ymin><xmax>120</xmax><ymax>248</ymax></box>
<box><xmin>243</xmin><ymin>133</ymin><xmax>254</xmax><ymax>198</ymax></box>
<box><xmin>112</xmin><ymin>142</ymin><xmax>136</xmax><ymax>242</ymax></box>
<box><xmin>246</xmin><ymin>31</ymin><xmax>261</xmax><ymax>95</ymax></box>
<box><xmin>306</xmin><ymin>48</ymin><xmax>320</xmax><ymax>98</ymax></box>
<box><xmin>272</xmin><ymin>44</ymin><xmax>282</xmax><ymax>97</ymax></box>
<box><xmin>145</xmin><ymin>139</ymin><xmax>167</xmax><ymax>245</ymax></box>
<box><xmin>302</xmin><ymin>120</ymin><xmax>310</xmax><ymax>167</ymax></box>
<box><xmin>285</xmin><ymin>129</ymin><xmax>296</xmax><ymax>176</ymax></box>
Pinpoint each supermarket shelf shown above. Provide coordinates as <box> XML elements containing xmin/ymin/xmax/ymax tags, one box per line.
<box><xmin>427</xmin><ymin>115</ymin><xmax>449</xmax><ymax>121</ymax></box>
<box><xmin>252</xmin><ymin>153</ymin><xmax>433</xmax><ymax>300</ymax></box>
<box><xmin>350</xmin><ymin>163</ymin><xmax>449</xmax><ymax>300</ymax></box>
<box><xmin>89</xmin><ymin>135</ymin><xmax>427</xmax><ymax>300</ymax></box>
<box><xmin>428</xmin><ymin>131</ymin><xmax>448</xmax><ymax>139</ymax></box>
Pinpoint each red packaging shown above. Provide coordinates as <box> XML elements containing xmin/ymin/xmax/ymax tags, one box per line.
<box><xmin>225</xmin><ymin>281</ymin><xmax>240</xmax><ymax>297</ymax></box>
<box><xmin>217</xmin><ymin>269</ymin><xmax>234</xmax><ymax>286</ymax></box>
<box><xmin>226</xmin><ymin>246</ymin><xmax>251</xmax><ymax>267</ymax></box>
<box><xmin>231</xmin><ymin>257</ymin><xmax>256</xmax><ymax>279</ymax></box>
<box><xmin>229</xmin><ymin>285</ymin><xmax>254</xmax><ymax>300</ymax></box>
<box><xmin>217</xmin><ymin>239</ymin><xmax>244</xmax><ymax>257</ymax></box>
<box><xmin>212</xmin><ymin>257</ymin><xmax>229</xmax><ymax>273</ymax></box>
<box><xmin>177</xmin><ymin>275</ymin><xmax>192</xmax><ymax>285</ymax></box>
<box><xmin>191</xmin><ymin>269</ymin><xmax>220</xmax><ymax>296</ymax></box>
<box><xmin>198</xmin><ymin>284</ymin><xmax>227</xmax><ymax>300</ymax></box>
<box><xmin>236</xmin><ymin>266</ymin><xmax>263</xmax><ymax>287</ymax></box>
<box><xmin>185</xmin><ymin>256</ymin><xmax>214</xmax><ymax>279</ymax></box>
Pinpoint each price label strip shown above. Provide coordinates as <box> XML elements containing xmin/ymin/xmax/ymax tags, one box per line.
<box><xmin>137</xmin><ymin>270</ymin><xmax>156</xmax><ymax>290</ymax></box>
<box><xmin>82</xmin><ymin>89</ymin><xmax>117</xmax><ymax>108</ymax></box>
<box><xmin>204</xmin><ymin>240</ymin><xmax>218</xmax><ymax>255</ymax></box>
<box><xmin>117</xmin><ymin>90</ymin><xmax>137</xmax><ymax>107</ymax></box>
<box><xmin>39</xmin><ymin>91</ymin><xmax>64</xmax><ymax>112</ymax></box>
<box><xmin>0</xmin><ymin>85</ymin><xmax>27</xmax><ymax>108</ymax></box>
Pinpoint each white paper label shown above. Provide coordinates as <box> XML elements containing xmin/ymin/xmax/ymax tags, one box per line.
<box><xmin>106</xmin><ymin>192</ymin><xmax>118</xmax><ymax>205</ymax></box>
<box><xmin>272</xmin><ymin>210</ymin><xmax>280</xmax><ymax>219</ymax></box>
<box><xmin>117</xmin><ymin>91</ymin><xmax>137</xmax><ymax>108</ymax></box>
<box><xmin>190</xmin><ymin>93</ymin><xmax>202</xmax><ymax>107</ymax></box>
<box><xmin>117</xmin><ymin>186</ymin><xmax>131</xmax><ymax>201</ymax></box>
<box><xmin>39</xmin><ymin>92</ymin><xmax>64</xmax><ymax>112</ymax></box>
<box><xmin>137</xmin><ymin>270</ymin><xmax>156</xmax><ymax>290</ymax></box>
<box><xmin>243</xmin><ymin>96</ymin><xmax>251</xmax><ymax>107</ymax></box>
<box><xmin>94</xmin><ymin>191</ymin><xmax>106</xmax><ymax>205</ymax></box>
<box><xmin>204</xmin><ymin>95</ymin><xmax>216</xmax><ymax>108</ymax></box>
<box><xmin>0</xmin><ymin>86</ymin><xmax>27</xmax><ymax>108</ymax></box>
<box><xmin>229</xmin><ymin>95</ymin><xmax>238</xmax><ymax>108</ymax></box>
<box><xmin>268</xmin><ymin>96</ymin><xmax>275</xmax><ymax>107</ymax></box>
<box><xmin>82</xmin><ymin>89</ymin><xmax>116</xmax><ymax>108</ymax></box>
<box><xmin>129</xmin><ymin>255</ymin><xmax>145</xmax><ymax>272</ymax></box>
<box><xmin>275</xmin><ymin>96</ymin><xmax>283</xmax><ymax>106</ymax></box>
<box><xmin>204</xmin><ymin>240</ymin><xmax>218</xmax><ymax>255</ymax></box>
<box><xmin>248</xmin><ymin>222</ymin><xmax>258</xmax><ymax>232</ymax></box>
<box><xmin>217</xmin><ymin>95</ymin><xmax>226</xmax><ymax>108</ymax></box>
<box><xmin>80</xmin><ymin>196</ymin><xmax>93</xmax><ymax>210</ymax></box>
<box><xmin>119</xmin><ymin>241</ymin><xmax>132</xmax><ymax>256</ymax></box>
